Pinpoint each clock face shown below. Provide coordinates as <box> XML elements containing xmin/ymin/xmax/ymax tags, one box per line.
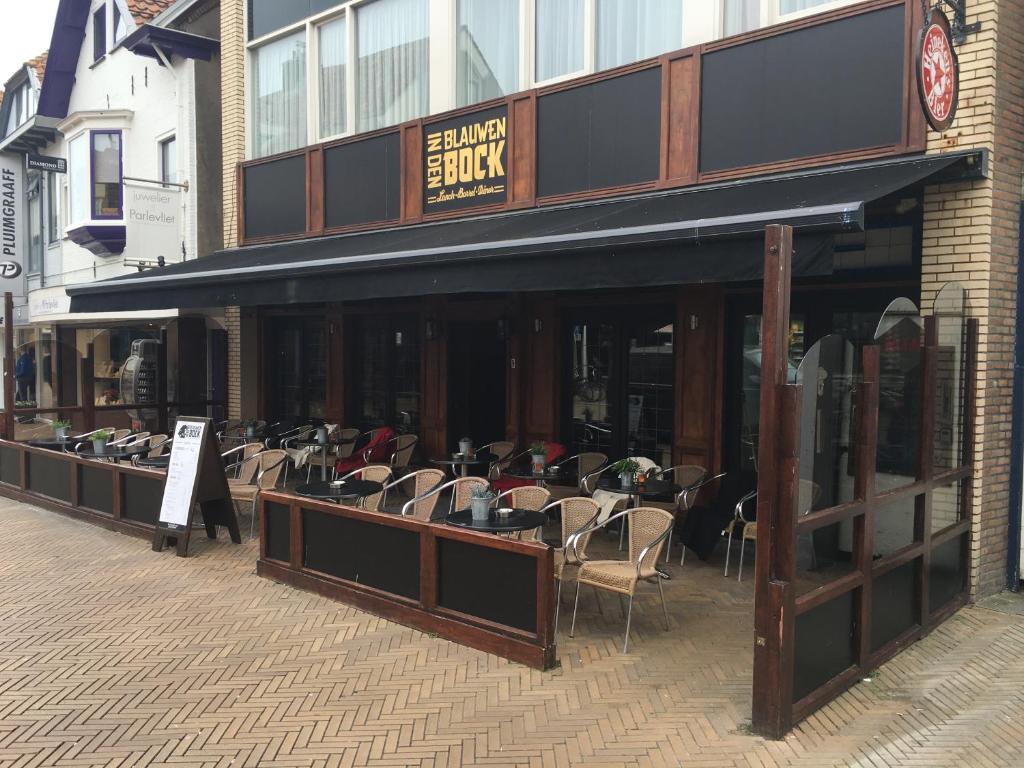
<box><xmin>917</xmin><ymin>11</ymin><xmax>958</xmax><ymax>131</ymax></box>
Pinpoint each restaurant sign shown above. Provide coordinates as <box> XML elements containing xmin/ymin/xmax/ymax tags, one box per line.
<box><xmin>916</xmin><ymin>8</ymin><xmax>959</xmax><ymax>132</ymax></box>
<box><xmin>424</xmin><ymin>105</ymin><xmax>508</xmax><ymax>213</ymax></box>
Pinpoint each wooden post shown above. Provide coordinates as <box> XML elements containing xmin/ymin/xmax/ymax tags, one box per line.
<box><xmin>82</xmin><ymin>343</ymin><xmax>96</xmax><ymax>432</ymax></box>
<box><xmin>751</xmin><ymin>225</ymin><xmax>796</xmax><ymax>739</ymax></box>
<box><xmin>3</xmin><ymin>292</ymin><xmax>14</xmax><ymax>441</ymax></box>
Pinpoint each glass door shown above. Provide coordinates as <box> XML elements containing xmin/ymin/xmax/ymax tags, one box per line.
<box><xmin>265</xmin><ymin>316</ymin><xmax>327</xmax><ymax>422</ymax></box>
<box><xmin>569</xmin><ymin>320</ymin><xmax>616</xmax><ymax>457</ymax></box>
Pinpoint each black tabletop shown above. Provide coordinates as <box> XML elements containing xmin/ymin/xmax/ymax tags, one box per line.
<box><xmin>598</xmin><ymin>477</ymin><xmax>681</xmax><ymax>497</ymax></box>
<box><xmin>76</xmin><ymin>444</ymin><xmax>150</xmax><ymax>459</ymax></box>
<box><xmin>28</xmin><ymin>437</ymin><xmax>77</xmax><ymax>452</ymax></box>
<box><xmin>293</xmin><ymin>435</ymin><xmax>356</xmax><ymax>449</ymax></box>
<box><xmin>446</xmin><ymin>507</ymin><xmax>549</xmax><ymax>533</ymax></box>
<box><xmin>136</xmin><ymin>455</ymin><xmax>171</xmax><ymax>469</ymax></box>
<box><xmin>501</xmin><ymin>465</ymin><xmax>578</xmax><ymax>485</ymax></box>
<box><xmin>431</xmin><ymin>451</ymin><xmax>498</xmax><ymax>467</ymax></box>
<box><xmin>296</xmin><ymin>479</ymin><xmax>383</xmax><ymax>501</ymax></box>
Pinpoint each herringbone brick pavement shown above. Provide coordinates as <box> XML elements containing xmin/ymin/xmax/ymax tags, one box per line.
<box><xmin>0</xmin><ymin>497</ymin><xmax>1022</xmax><ymax>768</ymax></box>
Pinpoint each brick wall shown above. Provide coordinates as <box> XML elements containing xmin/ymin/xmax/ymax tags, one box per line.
<box><xmin>221</xmin><ymin>0</ymin><xmax>245</xmax><ymax>420</ymax></box>
<box><xmin>922</xmin><ymin>0</ymin><xmax>1022</xmax><ymax>596</ymax></box>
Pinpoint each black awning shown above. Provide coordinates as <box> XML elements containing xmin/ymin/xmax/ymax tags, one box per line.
<box><xmin>68</xmin><ymin>150</ymin><xmax>985</xmax><ymax>312</ymax></box>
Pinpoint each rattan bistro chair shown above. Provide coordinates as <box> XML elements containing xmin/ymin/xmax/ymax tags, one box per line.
<box><xmin>493</xmin><ymin>485</ymin><xmax>552</xmax><ymax>541</ymax></box>
<box><xmin>229</xmin><ymin>449</ymin><xmax>288</xmax><ymax>538</ymax></box>
<box><xmin>384</xmin><ymin>468</ymin><xmax>445</xmax><ymax>520</ymax></box>
<box><xmin>335</xmin><ymin>464</ymin><xmax>394</xmax><ymax>511</ymax></box>
<box><xmin>570</xmin><ymin>507</ymin><xmax>674</xmax><ymax>653</ymax></box>
<box><xmin>223</xmin><ymin>442</ymin><xmax>265</xmax><ymax>481</ymax></box>
<box><xmin>547</xmin><ymin>452</ymin><xmax>608</xmax><ymax>498</ymax></box>
<box><xmin>400</xmin><ymin>475</ymin><xmax>489</xmax><ymax>518</ymax></box>
<box><xmin>540</xmin><ymin>496</ymin><xmax>602</xmax><ymax>634</ymax></box>
<box><xmin>478</xmin><ymin>441</ymin><xmax>516</xmax><ymax>479</ymax></box>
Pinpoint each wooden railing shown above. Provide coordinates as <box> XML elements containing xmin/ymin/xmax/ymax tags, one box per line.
<box><xmin>257</xmin><ymin>491</ymin><xmax>556</xmax><ymax>670</ymax></box>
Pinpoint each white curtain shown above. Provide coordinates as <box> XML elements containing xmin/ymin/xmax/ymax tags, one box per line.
<box><xmin>723</xmin><ymin>0</ymin><xmax>760</xmax><ymax>35</ymax></box>
<box><xmin>356</xmin><ymin>0</ymin><xmax>429</xmax><ymax>133</ymax></box>
<box><xmin>319</xmin><ymin>15</ymin><xmax>347</xmax><ymax>138</ymax></box>
<box><xmin>252</xmin><ymin>31</ymin><xmax>307</xmax><ymax>158</ymax></box>
<box><xmin>779</xmin><ymin>0</ymin><xmax>829</xmax><ymax>14</ymax></box>
<box><xmin>536</xmin><ymin>0</ymin><xmax>584</xmax><ymax>82</ymax></box>
<box><xmin>457</xmin><ymin>0</ymin><xmax>519</xmax><ymax>107</ymax></box>
<box><xmin>596</xmin><ymin>0</ymin><xmax>681</xmax><ymax>70</ymax></box>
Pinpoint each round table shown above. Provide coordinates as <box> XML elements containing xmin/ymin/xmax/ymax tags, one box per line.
<box><xmin>75</xmin><ymin>444</ymin><xmax>150</xmax><ymax>463</ymax></box>
<box><xmin>446</xmin><ymin>507</ymin><xmax>549</xmax><ymax>534</ymax></box>
<box><xmin>136</xmin><ymin>455</ymin><xmax>171</xmax><ymax>469</ymax></box>
<box><xmin>430</xmin><ymin>451</ymin><xmax>498</xmax><ymax>478</ymax></box>
<box><xmin>597</xmin><ymin>477</ymin><xmax>681</xmax><ymax>550</ymax></box>
<box><xmin>296</xmin><ymin>479</ymin><xmax>383</xmax><ymax>503</ymax></box>
<box><xmin>291</xmin><ymin>437</ymin><xmax>356</xmax><ymax>481</ymax></box>
<box><xmin>28</xmin><ymin>437</ymin><xmax>77</xmax><ymax>452</ymax></box>
<box><xmin>502</xmin><ymin>466</ymin><xmax>578</xmax><ymax>489</ymax></box>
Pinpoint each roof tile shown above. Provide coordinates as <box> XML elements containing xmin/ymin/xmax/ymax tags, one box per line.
<box><xmin>125</xmin><ymin>0</ymin><xmax>175</xmax><ymax>24</ymax></box>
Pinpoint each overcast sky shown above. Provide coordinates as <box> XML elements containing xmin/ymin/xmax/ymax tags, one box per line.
<box><xmin>0</xmin><ymin>0</ymin><xmax>61</xmax><ymax>89</ymax></box>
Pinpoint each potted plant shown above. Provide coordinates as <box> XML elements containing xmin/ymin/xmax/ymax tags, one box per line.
<box><xmin>469</xmin><ymin>485</ymin><xmax>495</xmax><ymax>520</ymax></box>
<box><xmin>53</xmin><ymin>419</ymin><xmax>72</xmax><ymax>440</ymax></box>
<box><xmin>91</xmin><ymin>429</ymin><xmax>114</xmax><ymax>454</ymax></box>
<box><xmin>610</xmin><ymin>458</ymin><xmax>640</xmax><ymax>490</ymax></box>
<box><xmin>529</xmin><ymin>442</ymin><xmax>548</xmax><ymax>473</ymax></box>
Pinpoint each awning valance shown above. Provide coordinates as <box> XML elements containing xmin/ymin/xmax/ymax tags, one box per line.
<box><xmin>67</xmin><ymin>150</ymin><xmax>985</xmax><ymax>313</ymax></box>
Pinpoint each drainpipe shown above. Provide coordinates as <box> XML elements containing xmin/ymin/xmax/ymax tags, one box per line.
<box><xmin>1006</xmin><ymin>202</ymin><xmax>1024</xmax><ymax>591</ymax></box>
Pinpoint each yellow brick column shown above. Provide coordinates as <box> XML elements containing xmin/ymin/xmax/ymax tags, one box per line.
<box><xmin>921</xmin><ymin>0</ymin><xmax>1022</xmax><ymax>597</ymax></box>
<box><xmin>221</xmin><ymin>0</ymin><xmax>246</xmax><ymax>420</ymax></box>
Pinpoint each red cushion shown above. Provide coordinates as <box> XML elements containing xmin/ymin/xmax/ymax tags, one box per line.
<box><xmin>491</xmin><ymin>475</ymin><xmax>532</xmax><ymax>492</ymax></box>
<box><xmin>334</xmin><ymin>427</ymin><xmax>395</xmax><ymax>474</ymax></box>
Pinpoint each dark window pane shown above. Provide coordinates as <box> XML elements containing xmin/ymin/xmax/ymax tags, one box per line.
<box><xmin>569</xmin><ymin>321</ymin><xmax>615</xmax><ymax>458</ymax></box>
<box><xmin>871</xmin><ymin>559</ymin><xmax>919</xmax><ymax>652</ymax></box>
<box><xmin>794</xmin><ymin>590</ymin><xmax>856</xmax><ymax>702</ymax></box>
<box><xmin>626</xmin><ymin>320</ymin><xmax>674</xmax><ymax>467</ymax></box>
<box><xmin>795</xmin><ymin>519</ymin><xmax>856</xmax><ymax>597</ymax></box>
<box><xmin>931</xmin><ymin>480</ymin><xmax>964</xmax><ymax>534</ymax></box>
<box><xmin>929</xmin><ymin>533</ymin><xmax>966</xmax><ymax>614</ymax></box>
<box><xmin>91</xmin><ymin>132</ymin><xmax>122</xmax><ymax>218</ymax></box>
<box><xmin>873</xmin><ymin>493</ymin><xmax>920</xmax><ymax>557</ymax></box>
<box><xmin>93</xmin><ymin>7</ymin><xmax>106</xmax><ymax>60</ymax></box>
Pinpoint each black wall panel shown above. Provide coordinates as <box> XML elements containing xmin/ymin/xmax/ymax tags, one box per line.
<box><xmin>264</xmin><ymin>501</ymin><xmax>291</xmax><ymax>563</ymax></box>
<box><xmin>26</xmin><ymin>453</ymin><xmax>70</xmax><ymax>502</ymax></box>
<box><xmin>303</xmin><ymin>509</ymin><xmax>420</xmax><ymax>599</ymax></box>
<box><xmin>121</xmin><ymin>474</ymin><xmax>163</xmax><ymax>526</ymax></box>
<box><xmin>0</xmin><ymin>446</ymin><xmax>19</xmax><ymax>485</ymax></box>
<box><xmin>437</xmin><ymin>538</ymin><xmax>537</xmax><ymax>633</ymax></box>
<box><xmin>79</xmin><ymin>464</ymin><xmax>114</xmax><ymax>515</ymax></box>
<box><xmin>537</xmin><ymin>68</ymin><xmax>662</xmax><ymax>198</ymax></box>
<box><xmin>700</xmin><ymin>6</ymin><xmax>905</xmax><ymax>173</ymax></box>
<box><xmin>871</xmin><ymin>559</ymin><xmax>918</xmax><ymax>652</ymax></box>
<box><xmin>324</xmin><ymin>133</ymin><xmax>401</xmax><ymax>229</ymax></box>
<box><xmin>244</xmin><ymin>156</ymin><xmax>306</xmax><ymax>239</ymax></box>
<box><xmin>793</xmin><ymin>590</ymin><xmax>855</xmax><ymax>702</ymax></box>
<box><xmin>929</xmin><ymin>534</ymin><xmax>967</xmax><ymax>614</ymax></box>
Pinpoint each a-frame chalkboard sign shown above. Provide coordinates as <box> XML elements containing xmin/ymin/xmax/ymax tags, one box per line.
<box><xmin>152</xmin><ymin>417</ymin><xmax>241</xmax><ymax>557</ymax></box>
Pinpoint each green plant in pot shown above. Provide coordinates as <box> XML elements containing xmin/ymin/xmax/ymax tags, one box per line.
<box><xmin>529</xmin><ymin>441</ymin><xmax>548</xmax><ymax>473</ymax></box>
<box><xmin>609</xmin><ymin>458</ymin><xmax>641</xmax><ymax>490</ymax></box>
<box><xmin>469</xmin><ymin>485</ymin><xmax>495</xmax><ymax>520</ymax></box>
<box><xmin>91</xmin><ymin>429</ymin><xmax>114</xmax><ymax>454</ymax></box>
<box><xmin>53</xmin><ymin>419</ymin><xmax>72</xmax><ymax>440</ymax></box>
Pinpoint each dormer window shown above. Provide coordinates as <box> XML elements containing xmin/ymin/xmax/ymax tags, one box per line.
<box><xmin>93</xmin><ymin>6</ymin><xmax>107</xmax><ymax>61</ymax></box>
<box><xmin>113</xmin><ymin>4</ymin><xmax>127</xmax><ymax>43</ymax></box>
<box><xmin>93</xmin><ymin>1</ymin><xmax>131</xmax><ymax>61</ymax></box>
<box><xmin>2</xmin><ymin>82</ymin><xmax>36</xmax><ymax>137</ymax></box>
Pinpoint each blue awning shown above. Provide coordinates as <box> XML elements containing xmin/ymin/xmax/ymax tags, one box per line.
<box><xmin>121</xmin><ymin>24</ymin><xmax>219</xmax><ymax>63</ymax></box>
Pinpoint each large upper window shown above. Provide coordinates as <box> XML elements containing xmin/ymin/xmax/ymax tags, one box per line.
<box><xmin>67</xmin><ymin>130</ymin><xmax>123</xmax><ymax>224</ymax></box>
<box><xmin>318</xmin><ymin>15</ymin><xmax>347</xmax><ymax>138</ymax></box>
<box><xmin>251</xmin><ymin>30</ymin><xmax>307</xmax><ymax>157</ymax></box>
<box><xmin>724</xmin><ymin>0</ymin><xmax>761</xmax><ymax>35</ymax></box>
<box><xmin>457</xmin><ymin>0</ymin><xmax>520</xmax><ymax>107</ymax></box>
<box><xmin>535</xmin><ymin>0</ymin><xmax>585</xmax><ymax>83</ymax></box>
<box><xmin>356</xmin><ymin>0</ymin><xmax>429</xmax><ymax>133</ymax></box>
<box><xmin>596</xmin><ymin>0</ymin><xmax>682</xmax><ymax>70</ymax></box>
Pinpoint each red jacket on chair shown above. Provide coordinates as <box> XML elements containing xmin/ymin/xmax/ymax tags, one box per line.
<box><xmin>335</xmin><ymin>427</ymin><xmax>395</xmax><ymax>476</ymax></box>
<box><xmin>491</xmin><ymin>442</ymin><xmax>567</xmax><ymax>492</ymax></box>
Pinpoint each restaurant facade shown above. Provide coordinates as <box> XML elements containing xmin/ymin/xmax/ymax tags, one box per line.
<box><xmin>38</xmin><ymin>0</ymin><xmax>1023</xmax><ymax>737</ymax></box>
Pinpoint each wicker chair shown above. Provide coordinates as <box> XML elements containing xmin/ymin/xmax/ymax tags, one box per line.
<box><xmin>570</xmin><ymin>507</ymin><xmax>674</xmax><ymax>652</ymax></box>
<box><xmin>109</xmin><ymin>430</ymin><xmax>144</xmax><ymax>446</ymax></box>
<box><xmin>478</xmin><ymin>441</ymin><xmax>516</xmax><ymax>479</ymax></box>
<box><xmin>145</xmin><ymin>434</ymin><xmax>169</xmax><ymax>457</ymax></box>
<box><xmin>399</xmin><ymin>475</ymin><xmax>489</xmax><ymax>518</ymax></box>
<box><xmin>383</xmin><ymin>468</ymin><xmax>445</xmax><ymax>520</ymax></box>
<box><xmin>493</xmin><ymin>485</ymin><xmax>552</xmax><ymax>541</ymax></box>
<box><xmin>229</xmin><ymin>449</ymin><xmax>288</xmax><ymax>538</ymax></box>
<box><xmin>540</xmin><ymin>497</ymin><xmax>601</xmax><ymax>634</ymax></box>
<box><xmin>337</xmin><ymin>464</ymin><xmax>394</xmax><ymax>511</ymax></box>
<box><xmin>223</xmin><ymin>443</ymin><xmax>265</xmax><ymax>482</ymax></box>
<box><xmin>547</xmin><ymin>452</ymin><xmax>608</xmax><ymax>498</ymax></box>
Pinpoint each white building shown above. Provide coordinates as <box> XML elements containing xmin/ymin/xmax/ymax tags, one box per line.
<box><xmin>0</xmin><ymin>0</ymin><xmax>223</xmax><ymax>430</ymax></box>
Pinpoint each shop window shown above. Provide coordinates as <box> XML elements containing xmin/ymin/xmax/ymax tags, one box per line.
<box><xmin>82</xmin><ymin>327</ymin><xmax>161</xmax><ymax>406</ymax></box>
<box><xmin>596</xmin><ymin>0</ymin><xmax>681</xmax><ymax>70</ymax></box>
<box><xmin>93</xmin><ymin>6</ymin><xmax>107</xmax><ymax>61</ymax></box>
<box><xmin>251</xmin><ymin>30</ymin><xmax>307</xmax><ymax>157</ymax></box>
<box><xmin>356</xmin><ymin>0</ymin><xmax>429</xmax><ymax>133</ymax></box>
<box><xmin>264</xmin><ymin>317</ymin><xmax>327</xmax><ymax>422</ymax></box>
<box><xmin>456</xmin><ymin>0</ymin><xmax>520</xmax><ymax>107</ymax></box>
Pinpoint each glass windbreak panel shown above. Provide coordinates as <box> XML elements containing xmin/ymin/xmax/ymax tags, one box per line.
<box><xmin>873</xmin><ymin>493</ymin><xmax>919</xmax><ymax>557</ymax></box>
<box><xmin>793</xmin><ymin>589</ymin><xmax>855</xmax><ymax>702</ymax></box>
<box><xmin>724</xmin><ymin>0</ymin><xmax>760</xmax><ymax>35</ymax></box>
<box><xmin>252</xmin><ymin>31</ymin><xmax>307</xmax><ymax>158</ymax></box>
<box><xmin>931</xmin><ymin>480</ymin><xmax>964</xmax><ymax>533</ymax></box>
<box><xmin>871</xmin><ymin>559</ymin><xmax>919</xmax><ymax>652</ymax></box>
<box><xmin>738</xmin><ymin>314</ymin><xmax>806</xmax><ymax>476</ymax></box>
<box><xmin>796</xmin><ymin>334</ymin><xmax>858</xmax><ymax>512</ymax></box>
<box><xmin>596</xmin><ymin>0</ymin><xmax>682</xmax><ymax>70</ymax></box>
<box><xmin>356</xmin><ymin>0</ymin><xmax>430</xmax><ymax>132</ymax></box>
<box><xmin>318</xmin><ymin>15</ymin><xmax>347</xmax><ymax>138</ymax></box>
<box><xmin>625</xmin><ymin>320</ymin><xmax>674</xmax><ymax>467</ymax></box>
<box><xmin>91</xmin><ymin>132</ymin><xmax>122</xmax><ymax>218</ymax></box>
<box><xmin>350</xmin><ymin>318</ymin><xmax>388</xmax><ymax>429</ymax></box>
<box><xmin>874</xmin><ymin>298</ymin><xmax>922</xmax><ymax>491</ymax></box>
<box><xmin>933</xmin><ymin>282</ymin><xmax>967</xmax><ymax>473</ymax></box>
<box><xmin>457</xmin><ymin>0</ymin><xmax>520</xmax><ymax>107</ymax></box>
<box><xmin>795</xmin><ymin>520</ymin><xmax>856</xmax><ymax>596</ymax></box>
<box><xmin>536</xmin><ymin>0</ymin><xmax>584</xmax><ymax>81</ymax></box>
<box><xmin>392</xmin><ymin>316</ymin><xmax>421</xmax><ymax>435</ymax></box>
<box><xmin>570</xmin><ymin>321</ymin><xmax>615</xmax><ymax>457</ymax></box>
